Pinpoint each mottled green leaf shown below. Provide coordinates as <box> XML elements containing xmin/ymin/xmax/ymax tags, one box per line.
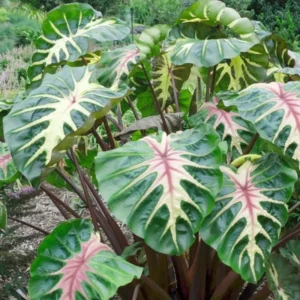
<box><xmin>188</xmin><ymin>99</ymin><xmax>255</xmax><ymax>157</ymax></box>
<box><xmin>224</xmin><ymin>82</ymin><xmax>300</xmax><ymax>162</ymax></box>
<box><xmin>29</xmin><ymin>219</ymin><xmax>142</xmax><ymax>300</ymax></box>
<box><xmin>4</xmin><ymin>66</ymin><xmax>129</xmax><ymax>186</ymax></box>
<box><xmin>28</xmin><ymin>3</ymin><xmax>129</xmax><ymax>88</ymax></box>
<box><xmin>201</xmin><ymin>154</ymin><xmax>297</xmax><ymax>283</ymax></box>
<box><xmin>96</xmin><ymin>125</ymin><xmax>223</xmax><ymax>255</ymax></box>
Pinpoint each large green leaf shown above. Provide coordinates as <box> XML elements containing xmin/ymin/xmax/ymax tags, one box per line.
<box><xmin>0</xmin><ymin>142</ymin><xmax>19</xmax><ymax>185</ymax></box>
<box><xmin>136</xmin><ymin>25</ymin><xmax>170</xmax><ymax>60</ymax></box>
<box><xmin>29</xmin><ymin>219</ymin><xmax>142</xmax><ymax>300</ymax></box>
<box><xmin>188</xmin><ymin>100</ymin><xmax>255</xmax><ymax>157</ymax></box>
<box><xmin>0</xmin><ymin>201</ymin><xmax>7</xmax><ymax>230</ymax></box>
<box><xmin>200</xmin><ymin>154</ymin><xmax>297</xmax><ymax>283</ymax></box>
<box><xmin>266</xmin><ymin>252</ymin><xmax>300</xmax><ymax>300</ymax></box>
<box><xmin>4</xmin><ymin>65</ymin><xmax>129</xmax><ymax>186</ymax></box>
<box><xmin>28</xmin><ymin>3</ymin><xmax>129</xmax><ymax>88</ymax></box>
<box><xmin>170</xmin><ymin>0</ymin><xmax>258</xmax><ymax>68</ymax></box>
<box><xmin>178</xmin><ymin>0</ymin><xmax>254</xmax><ymax>37</ymax></box>
<box><xmin>152</xmin><ymin>53</ymin><xmax>191</xmax><ymax>109</ymax></box>
<box><xmin>224</xmin><ymin>82</ymin><xmax>300</xmax><ymax>162</ymax></box>
<box><xmin>95</xmin><ymin>124</ymin><xmax>223</xmax><ymax>255</ymax></box>
<box><xmin>171</xmin><ymin>38</ymin><xmax>255</xmax><ymax>68</ymax></box>
<box><xmin>97</xmin><ymin>44</ymin><xmax>140</xmax><ymax>88</ymax></box>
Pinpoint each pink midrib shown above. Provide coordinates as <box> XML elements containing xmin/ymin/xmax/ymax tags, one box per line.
<box><xmin>0</xmin><ymin>153</ymin><xmax>11</xmax><ymax>173</ymax></box>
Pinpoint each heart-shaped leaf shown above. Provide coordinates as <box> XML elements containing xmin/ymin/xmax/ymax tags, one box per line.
<box><xmin>224</xmin><ymin>82</ymin><xmax>300</xmax><ymax>162</ymax></box>
<box><xmin>201</xmin><ymin>154</ymin><xmax>297</xmax><ymax>283</ymax></box>
<box><xmin>0</xmin><ymin>142</ymin><xmax>19</xmax><ymax>185</ymax></box>
<box><xmin>171</xmin><ymin>38</ymin><xmax>256</xmax><ymax>68</ymax></box>
<box><xmin>97</xmin><ymin>44</ymin><xmax>140</xmax><ymax>87</ymax></box>
<box><xmin>29</xmin><ymin>219</ymin><xmax>142</xmax><ymax>300</ymax></box>
<box><xmin>95</xmin><ymin>124</ymin><xmax>223</xmax><ymax>255</ymax></box>
<box><xmin>28</xmin><ymin>3</ymin><xmax>129</xmax><ymax>89</ymax></box>
<box><xmin>0</xmin><ymin>201</ymin><xmax>7</xmax><ymax>230</ymax></box>
<box><xmin>188</xmin><ymin>100</ymin><xmax>255</xmax><ymax>157</ymax></box>
<box><xmin>4</xmin><ymin>65</ymin><xmax>129</xmax><ymax>186</ymax></box>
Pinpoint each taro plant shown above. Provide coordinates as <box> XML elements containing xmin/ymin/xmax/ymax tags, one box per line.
<box><xmin>1</xmin><ymin>1</ymin><xmax>300</xmax><ymax>299</ymax></box>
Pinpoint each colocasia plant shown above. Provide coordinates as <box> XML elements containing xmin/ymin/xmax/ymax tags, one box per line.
<box><xmin>1</xmin><ymin>1</ymin><xmax>300</xmax><ymax>299</ymax></box>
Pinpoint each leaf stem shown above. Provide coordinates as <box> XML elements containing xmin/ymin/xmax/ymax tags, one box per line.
<box><xmin>103</xmin><ymin>116</ymin><xmax>116</xmax><ymax>149</ymax></box>
<box><xmin>69</xmin><ymin>148</ymin><xmax>100</xmax><ymax>231</ymax></box>
<box><xmin>141</xmin><ymin>63</ymin><xmax>170</xmax><ymax>134</ymax></box>
<box><xmin>106</xmin><ymin>115</ymin><xmax>122</xmax><ymax>131</ymax></box>
<box><xmin>243</xmin><ymin>133</ymin><xmax>260</xmax><ymax>155</ymax></box>
<box><xmin>41</xmin><ymin>184</ymin><xmax>81</xmax><ymax>218</ymax></box>
<box><xmin>41</xmin><ymin>185</ymin><xmax>70</xmax><ymax>220</ymax></box>
<box><xmin>127</xmin><ymin>95</ymin><xmax>140</xmax><ymax>120</ymax></box>
<box><xmin>8</xmin><ymin>216</ymin><xmax>49</xmax><ymax>235</ymax></box>
<box><xmin>116</xmin><ymin>103</ymin><xmax>123</xmax><ymax>130</ymax></box>
<box><xmin>141</xmin><ymin>276</ymin><xmax>171</xmax><ymax>300</ymax></box>
<box><xmin>55</xmin><ymin>167</ymin><xmax>86</xmax><ymax>201</ymax></box>
<box><xmin>91</xmin><ymin>128</ymin><xmax>109</xmax><ymax>151</ymax></box>
<box><xmin>289</xmin><ymin>201</ymin><xmax>300</xmax><ymax>213</ymax></box>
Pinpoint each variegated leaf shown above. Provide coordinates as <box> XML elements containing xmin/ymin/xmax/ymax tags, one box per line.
<box><xmin>201</xmin><ymin>154</ymin><xmax>297</xmax><ymax>283</ymax></box>
<box><xmin>170</xmin><ymin>38</ymin><xmax>256</xmax><ymax>68</ymax></box>
<box><xmin>0</xmin><ymin>142</ymin><xmax>19</xmax><ymax>185</ymax></box>
<box><xmin>212</xmin><ymin>44</ymin><xmax>269</xmax><ymax>92</ymax></box>
<box><xmin>95</xmin><ymin>125</ymin><xmax>223</xmax><ymax>255</ymax></box>
<box><xmin>29</xmin><ymin>219</ymin><xmax>142</xmax><ymax>300</ymax></box>
<box><xmin>27</xmin><ymin>3</ymin><xmax>129</xmax><ymax>89</ymax></box>
<box><xmin>4</xmin><ymin>66</ymin><xmax>129</xmax><ymax>186</ymax></box>
<box><xmin>224</xmin><ymin>82</ymin><xmax>300</xmax><ymax>162</ymax></box>
<box><xmin>152</xmin><ymin>53</ymin><xmax>191</xmax><ymax>109</ymax></box>
<box><xmin>266</xmin><ymin>253</ymin><xmax>300</xmax><ymax>300</ymax></box>
<box><xmin>188</xmin><ymin>99</ymin><xmax>255</xmax><ymax>157</ymax></box>
<box><xmin>136</xmin><ymin>25</ymin><xmax>170</xmax><ymax>60</ymax></box>
<box><xmin>97</xmin><ymin>44</ymin><xmax>140</xmax><ymax>88</ymax></box>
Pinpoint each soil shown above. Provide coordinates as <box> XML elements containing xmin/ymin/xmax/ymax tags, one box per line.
<box><xmin>0</xmin><ymin>186</ymin><xmax>76</xmax><ymax>299</ymax></box>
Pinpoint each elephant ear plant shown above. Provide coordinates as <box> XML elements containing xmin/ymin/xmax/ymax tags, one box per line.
<box><xmin>1</xmin><ymin>1</ymin><xmax>300</xmax><ymax>299</ymax></box>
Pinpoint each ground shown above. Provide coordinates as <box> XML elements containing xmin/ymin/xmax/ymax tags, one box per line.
<box><xmin>0</xmin><ymin>187</ymin><xmax>73</xmax><ymax>299</ymax></box>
